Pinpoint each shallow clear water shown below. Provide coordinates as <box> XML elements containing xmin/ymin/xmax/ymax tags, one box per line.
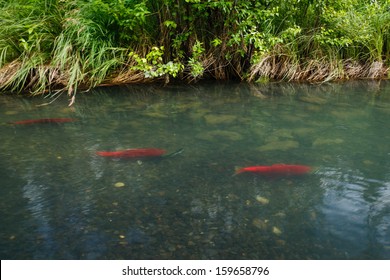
<box><xmin>0</xmin><ymin>81</ymin><xmax>389</xmax><ymax>259</ymax></box>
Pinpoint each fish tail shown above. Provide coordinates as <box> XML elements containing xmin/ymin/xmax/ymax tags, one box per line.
<box><xmin>96</xmin><ymin>151</ymin><xmax>111</xmax><ymax>157</ymax></box>
<box><xmin>309</xmin><ymin>166</ymin><xmax>317</xmax><ymax>174</ymax></box>
<box><xmin>234</xmin><ymin>167</ymin><xmax>245</xmax><ymax>175</ymax></box>
<box><xmin>163</xmin><ymin>148</ymin><xmax>184</xmax><ymax>158</ymax></box>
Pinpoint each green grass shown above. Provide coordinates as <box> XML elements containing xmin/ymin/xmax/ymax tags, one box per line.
<box><xmin>0</xmin><ymin>0</ymin><xmax>389</xmax><ymax>104</ymax></box>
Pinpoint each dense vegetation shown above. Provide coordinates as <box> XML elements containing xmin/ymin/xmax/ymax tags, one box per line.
<box><xmin>0</xmin><ymin>0</ymin><xmax>389</xmax><ymax>103</ymax></box>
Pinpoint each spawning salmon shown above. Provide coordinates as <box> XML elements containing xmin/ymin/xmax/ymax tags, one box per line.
<box><xmin>9</xmin><ymin>118</ymin><xmax>77</xmax><ymax>125</ymax></box>
<box><xmin>236</xmin><ymin>164</ymin><xmax>311</xmax><ymax>176</ymax></box>
<box><xmin>96</xmin><ymin>148</ymin><xmax>167</xmax><ymax>158</ymax></box>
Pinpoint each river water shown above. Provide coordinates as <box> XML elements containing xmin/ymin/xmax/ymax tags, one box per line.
<box><xmin>0</xmin><ymin>81</ymin><xmax>389</xmax><ymax>259</ymax></box>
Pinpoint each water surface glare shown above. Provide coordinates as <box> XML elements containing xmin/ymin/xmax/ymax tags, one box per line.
<box><xmin>1</xmin><ymin>81</ymin><xmax>389</xmax><ymax>259</ymax></box>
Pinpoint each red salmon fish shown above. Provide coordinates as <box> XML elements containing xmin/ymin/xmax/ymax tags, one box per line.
<box><xmin>96</xmin><ymin>148</ymin><xmax>167</xmax><ymax>158</ymax></box>
<box><xmin>9</xmin><ymin>118</ymin><xmax>77</xmax><ymax>125</ymax></box>
<box><xmin>236</xmin><ymin>164</ymin><xmax>312</xmax><ymax>176</ymax></box>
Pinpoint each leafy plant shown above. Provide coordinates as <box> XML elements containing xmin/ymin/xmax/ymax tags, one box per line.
<box><xmin>129</xmin><ymin>46</ymin><xmax>184</xmax><ymax>79</ymax></box>
<box><xmin>0</xmin><ymin>0</ymin><xmax>389</xmax><ymax>102</ymax></box>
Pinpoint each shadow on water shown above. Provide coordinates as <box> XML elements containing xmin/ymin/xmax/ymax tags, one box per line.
<box><xmin>0</xmin><ymin>81</ymin><xmax>389</xmax><ymax>259</ymax></box>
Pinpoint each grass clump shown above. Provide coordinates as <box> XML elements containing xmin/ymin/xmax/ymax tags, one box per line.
<box><xmin>0</xmin><ymin>0</ymin><xmax>389</xmax><ymax>104</ymax></box>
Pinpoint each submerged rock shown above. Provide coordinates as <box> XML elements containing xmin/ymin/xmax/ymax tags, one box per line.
<box><xmin>272</xmin><ymin>226</ymin><xmax>282</xmax><ymax>236</ymax></box>
<box><xmin>280</xmin><ymin>114</ymin><xmax>306</xmax><ymax>123</ymax></box>
<box><xmin>363</xmin><ymin>160</ymin><xmax>374</xmax><ymax>165</ymax></box>
<box><xmin>189</xmin><ymin>108</ymin><xmax>211</xmax><ymax>120</ymax></box>
<box><xmin>271</xmin><ymin>129</ymin><xmax>294</xmax><ymax>139</ymax></box>
<box><xmin>255</xmin><ymin>195</ymin><xmax>269</xmax><ymax>205</ymax></box>
<box><xmin>264</xmin><ymin>129</ymin><xmax>295</xmax><ymax>143</ymax></box>
<box><xmin>299</xmin><ymin>95</ymin><xmax>327</xmax><ymax>105</ymax></box>
<box><xmin>312</xmin><ymin>138</ymin><xmax>344</xmax><ymax>146</ymax></box>
<box><xmin>196</xmin><ymin>130</ymin><xmax>243</xmax><ymax>141</ymax></box>
<box><xmin>252</xmin><ymin>218</ymin><xmax>268</xmax><ymax>230</ymax></box>
<box><xmin>273</xmin><ymin>212</ymin><xmax>286</xmax><ymax>218</ymax></box>
<box><xmin>275</xmin><ymin>239</ymin><xmax>286</xmax><ymax>246</ymax></box>
<box><xmin>174</xmin><ymin>101</ymin><xmax>202</xmax><ymax>112</ymax></box>
<box><xmin>4</xmin><ymin>110</ymin><xmax>18</xmax><ymax>115</ymax></box>
<box><xmin>257</xmin><ymin>140</ymin><xmax>299</xmax><ymax>152</ymax></box>
<box><xmin>204</xmin><ymin>114</ymin><xmax>237</xmax><ymax>125</ymax></box>
<box><xmin>330</xmin><ymin>110</ymin><xmax>369</xmax><ymax>120</ymax></box>
<box><xmin>292</xmin><ymin>127</ymin><xmax>316</xmax><ymax>137</ymax></box>
<box><xmin>114</xmin><ymin>182</ymin><xmax>125</xmax><ymax>188</ymax></box>
<box><xmin>142</xmin><ymin>111</ymin><xmax>169</xmax><ymax>118</ymax></box>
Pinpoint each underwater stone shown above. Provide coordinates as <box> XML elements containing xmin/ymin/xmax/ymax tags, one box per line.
<box><xmin>299</xmin><ymin>95</ymin><xmax>327</xmax><ymax>105</ymax></box>
<box><xmin>264</xmin><ymin>129</ymin><xmax>295</xmax><ymax>142</ymax></box>
<box><xmin>4</xmin><ymin>110</ymin><xmax>18</xmax><ymax>115</ymax></box>
<box><xmin>142</xmin><ymin>111</ymin><xmax>169</xmax><ymax>118</ymax></box>
<box><xmin>257</xmin><ymin>140</ymin><xmax>299</xmax><ymax>152</ymax></box>
<box><xmin>271</xmin><ymin>129</ymin><xmax>294</xmax><ymax>139</ymax></box>
<box><xmin>114</xmin><ymin>182</ymin><xmax>125</xmax><ymax>188</ymax></box>
<box><xmin>293</xmin><ymin>127</ymin><xmax>316</xmax><ymax>137</ymax></box>
<box><xmin>330</xmin><ymin>110</ymin><xmax>369</xmax><ymax>120</ymax></box>
<box><xmin>312</xmin><ymin>138</ymin><xmax>344</xmax><ymax>146</ymax></box>
<box><xmin>255</xmin><ymin>195</ymin><xmax>269</xmax><ymax>205</ymax></box>
<box><xmin>175</xmin><ymin>101</ymin><xmax>202</xmax><ymax>111</ymax></box>
<box><xmin>272</xmin><ymin>226</ymin><xmax>282</xmax><ymax>236</ymax></box>
<box><xmin>196</xmin><ymin>130</ymin><xmax>243</xmax><ymax>141</ymax></box>
<box><xmin>204</xmin><ymin>114</ymin><xmax>237</xmax><ymax>125</ymax></box>
<box><xmin>363</xmin><ymin>160</ymin><xmax>374</xmax><ymax>165</ymax></box>
<box><xmin>252</xmin><ymin>218</ymin><xmax>268</xmax><ymax>230</ymax></box>
<box><xmin>189</xmin><ymin>108</ymin><xmax>211</xmax><ymax>120</ymax></box>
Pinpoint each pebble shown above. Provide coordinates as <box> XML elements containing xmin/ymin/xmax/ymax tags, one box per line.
<box><xmin>255</xmin><ymin>195</ymin><xmax>269</xmax><ymax>205</ymax></box>
<box><xmin>257</xmin><ymin>140</ymin><xmax>299</xmax><ymax>152</ymax></box>
<box><xmin>252</xmin><ymin>218</ymin><xmax>268</xmax><ymax>230</ymax></box>
<box><xmin>272</xmin><ymin>226</ymin><xmax>282</xmax><ymax>236</ymax></box>
<box><xmin>114</xmin><ymin>182</ymin><xmax>125</xmax><ymax>188</ymax></box>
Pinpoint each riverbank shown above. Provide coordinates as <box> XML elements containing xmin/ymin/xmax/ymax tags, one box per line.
<box><xmin>0</xmin><ymin>0</ymin><xmax>389</xmax><ymax>104</ymax></box>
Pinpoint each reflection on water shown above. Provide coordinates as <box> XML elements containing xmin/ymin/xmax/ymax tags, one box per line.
<box><xmin>0</xmin><ymin>81</ymin><xmax>389</xmax><ymax>259</ymax></box>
